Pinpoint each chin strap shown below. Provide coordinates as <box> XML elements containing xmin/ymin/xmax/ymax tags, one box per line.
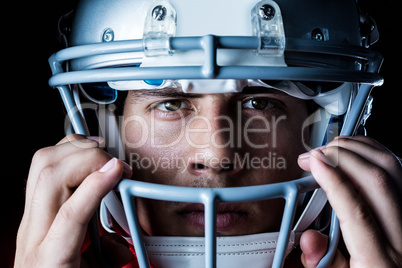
<box><xmin>142</xmin><ymin>231</ymin><xmax>296</xmax><ymax>268</ymax></box>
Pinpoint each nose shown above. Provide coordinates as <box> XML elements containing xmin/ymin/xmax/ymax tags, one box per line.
<box><xmin>185</xmin><ymin>98</ymin><xmax>240</xmax><ymax>175</ymax></box>
<box><xmin>189</xmin><ymin>151</ymin><xmax>237</xmax><ymax>174</ymax></box>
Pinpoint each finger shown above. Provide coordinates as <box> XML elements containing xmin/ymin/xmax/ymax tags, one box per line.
<box><xmin>28</xmin><ymin>134</ymin><xmax>104</xmax><ymax>190</ymax></box>
<box><xmin>40</xmin><ymin>158</ymin><xmax>123</xmax><ymax>266</ymax></box>
<box><xmin>300</xmin><ymin>142</ymin><xmax>402</xmax><ymax>258</ymax></box>
<box><xmin>297</xmin><ymin>145</ymin><xmax>326</xmax><ymax>172</ymax></box>
<box><xmin>25</xmin><ymin>135</ymin><xmax>104</xmax><ymax>212</ymax></box>
<box><xmin>298</xmin><ymin>140</ymin><xmax>402</xmax><ymax>252</ymax></box>
<box><xmin>56</xmin><ymin>134</ymin><xmax>105</xmax><ymax>148</ymax></box>
<box><xmin>24</xmin><ymin>149</ymin><xmax>132</xmax><ymax>248</ymax></box>
<box><xmin>322</xmin><ymin>146</ymin><xmax>402</xmax><ymax>253</ymax></box>
<box><xmin>298</xmin><ymin>135</ymin><xmax>402</xmax><ymax>177</ymax></box>
<box><xmin>337</xmin><ymin>135</ymin><xmax>386</xmax><ymax>151</ymax></box>
<box><xmin>329</xmin><ymin>136</ymin><xmax>402</xmax><ymax>184</ymax></box>
<box><xmin>300</xmin><ymin>230</ymin><xmax>349</xmax><ymax>268</ymax></box>
<box><xmin>23</xmin><ymin>147</ymin><xmax>110</xmax><ymax>246</ymax></box>
<box><xmin>308</xmin><ymin>149</ymin><xmax>393</xmax><ymax>265</ymax></box>
<box><xmin>40</xmin><ymin>148</ymin><xmax>131</xmax><ymax>190</ymax></box>
<box><xmin>300</xmin><ymin>230</ymin><xmax>328</xmax><ymax>268</ymax></box>
<box><xmin>24</xmin><ymin>134</ymin><xmax>124</xmax><ymax>234</ymax></box>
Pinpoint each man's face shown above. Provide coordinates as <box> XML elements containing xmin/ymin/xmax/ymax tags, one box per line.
<box><xmin>122</xmin><ymin>84</ymin><xmax>309</xmax><ymax>237</ymax></box>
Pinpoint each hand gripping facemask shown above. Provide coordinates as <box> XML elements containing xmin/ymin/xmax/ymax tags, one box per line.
<box><xmin>48</xmin><ymin>0</ymin><xmax>383</xmax><ymax>267</ymax></box>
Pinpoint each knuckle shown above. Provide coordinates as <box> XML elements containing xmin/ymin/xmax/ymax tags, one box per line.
<box><xmin>37</xmin><ymin>164</ymin><xmax>57</xmax><ymax>186</ymax></box>
<box><xmin>85</xmin><ymin>147</ymin><xmax>111</xmax><ymax>168</ymax></box>
<box><xmin>58</xmin><ymin>200</ymin><xmax>88</xmax><ymax>227</ymax></box>
<box><xmin>380</xmin><ymin>151</ymin><xmax>401</xmax><ymax>169</ymax></box>
<box><xmin>354</xmin><ymin>135</ymin><xmax>372</xmax><ymax>142</ymax></box>
<box><xmin>328</xmin><ymin>137</ymin><xmax>354</xmax><ymax>149</ymax></box>
<box><xmin>65</xmin><ymin>133</ymin><xmax>85</xmax><ymax>141</ymax></box>
<box><xmin>352</xmin><ymin>201</ymin><xmax>372</xmax><ymax>223</ymax></box>
<box><xmin>353</xmin><ymin>135</ymin><xmax>378</xmax><ymax>146</ymax></box>
<box><xmin>335</xmin><ymin>137</ymin><xmax>353</xmax><ymax>147</ymax></box>
<box><xmin>32</xmin><ymin>147</ymin><xmax>54</xmax><ymax>166</ymax></box>
<box><xmin>58</xmin><ymin>202</ymin><xmax>78</xmax><ymax>225</ymax></box>
<box><xmin>322</xmin><ymin>146</ymin><xmax>342</xmax><ymax>164</ymax></box>
<box><xmin>67</xmin><ymin>134</ymin><xmax>100</xmax><ymax>149</ymax></box>
<box><xmin>86</xmin><ymin>147</ymin><xmax>109</xmax><ymax>162</ymax></box>
<box><xmin>323</xmin><ymin>144</ymin><xmax>341</xmax><ymax>155</ymax></box>
<box><xmin>370</xmin><ymin>166</ymin><xmax>392</xmax><ymax>191</ymax></box>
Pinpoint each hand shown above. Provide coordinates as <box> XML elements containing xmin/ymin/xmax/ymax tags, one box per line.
<box><xmin>15</xmin><ymin>134</ymin><xmax>133</xmax><ymax>267</ymax></box>
<box><xmin>297</xmin><ymin>136</ymin><xmax>402</xmax><ymax>267</ymax></box>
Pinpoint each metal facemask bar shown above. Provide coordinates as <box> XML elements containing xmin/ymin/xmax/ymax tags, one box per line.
<box><xmin>49</xmin><ymin>33</ymin><xmax>383</xmax><ymax>268</ymax></box>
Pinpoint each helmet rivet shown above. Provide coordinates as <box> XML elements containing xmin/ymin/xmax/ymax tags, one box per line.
<box><xmin>259</xmin><ymin>4</ymin><xmax>275</xmax><ymax>20</ymax></box>
<box><xmin>152</xmin><ymin>5</ymin><xmax>167</xmax><ymax>21</ymax></box>
<box><xmin>311</xmin><ymin>28</ymin><xmax>324</xmax><ymax>41</ymax></box>
<box><xmin>102</xmin><ymin>28</ymin><xmax>114</xmax><ymax>42</ymax></box>
<box><xmin>108</xmin><ymin>103</ymin><xmax>117</xmax><ymax>112</ymax></box>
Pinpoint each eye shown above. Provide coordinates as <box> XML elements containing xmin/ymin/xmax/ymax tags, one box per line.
<box><xmin>243</xmin><ymin>98</ymin><xmax>275</xmax><ymax>110</ymax></box>
<box><xmin>154</xmin><ymin>100</ymin><xmax>191</xmax><ymax>112</ymax></box>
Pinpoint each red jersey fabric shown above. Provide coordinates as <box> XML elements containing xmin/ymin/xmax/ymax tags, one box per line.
<box><xmin>81</xmin><ymin>225</ymin><xmax>157</xmax><ymax>268</ymax></box>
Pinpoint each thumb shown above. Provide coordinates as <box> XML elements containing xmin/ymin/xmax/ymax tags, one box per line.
<box><xmin>300</xmin><ymin>230</ymin><xmax>349</xmax><ymax>268</ymax></box>
<box><xmin>300</xmin><ymin>230</ymin><xmax>328</xmax><ymax>268</ymax></box>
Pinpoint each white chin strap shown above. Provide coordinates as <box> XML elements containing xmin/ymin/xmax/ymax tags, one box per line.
<box><xmin>143</xmin><ymin>231</ymin><xmax>297</xmax><ymax>268</ymax></box>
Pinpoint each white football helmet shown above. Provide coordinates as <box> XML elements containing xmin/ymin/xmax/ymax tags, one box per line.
<box><xmin>48</xmin><ymin>0</ymin><xmax>383</xmax><ymax>267</ymax></box>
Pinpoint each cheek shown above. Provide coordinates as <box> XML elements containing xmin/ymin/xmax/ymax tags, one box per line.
<box><xmin>121</xmin><ymin>113</ymin><xmax>152</xmax><ymax>149</ymax></box>
<box><xmin>242</xmin><ymin>113</ymin><xmax>306</xmax><ymax>153</ymax></box>
<box><xmin>122</xmin><ymin>121</ymin><xmax>188</xmax><ymax>184</ymax></box>
<box><xmin>125</xmin><ymin>145</ymin><xmax>187</xmax><ymax>184</ymax></box>
<box><xmin>242</xmin><ymin>113</ymin><xmax>308</xmax><ymax>182</ymax></box>
<box><xmin>122</xmin><ymin>112</ymin><xmax>188</xmax><ymax>149</ymax></box>
<box><xmin>272</xmin><ymin>112</ymin><xmax>309</xmax><ymax>178</ymax></box>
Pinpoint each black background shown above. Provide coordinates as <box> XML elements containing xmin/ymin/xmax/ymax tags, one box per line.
<box><xmin>2</xmin><ymin>1</ymin><xmax>401</xmax><ymax>266</ymax></box>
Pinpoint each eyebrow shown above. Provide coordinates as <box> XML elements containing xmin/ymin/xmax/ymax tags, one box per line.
<box><xmin>127</xmin><ymin>85</ymin><xmax>289</xmax><ymax>104</ymax></box>
<box><xmin>128</xmin><ymin>87</ymin><xmax>204</xmax><ymax>102</ymax></box>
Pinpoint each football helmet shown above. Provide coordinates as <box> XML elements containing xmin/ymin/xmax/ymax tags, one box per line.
<box><xmin>48</xmin><ymin>0</ymin><xmax>383</xmax><ymax>267</ymax></box>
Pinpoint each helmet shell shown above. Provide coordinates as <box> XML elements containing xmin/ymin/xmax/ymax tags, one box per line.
<box><xmin>70</xmin><ymin>0</ymin><xmax>363</xmax><ymax>70</ymax></box>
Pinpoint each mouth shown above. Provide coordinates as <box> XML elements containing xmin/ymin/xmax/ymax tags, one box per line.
<box><xmin>178</xmin><ymin>203</ymin><xmax>249</xmax><ymax>233</ymax></box>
